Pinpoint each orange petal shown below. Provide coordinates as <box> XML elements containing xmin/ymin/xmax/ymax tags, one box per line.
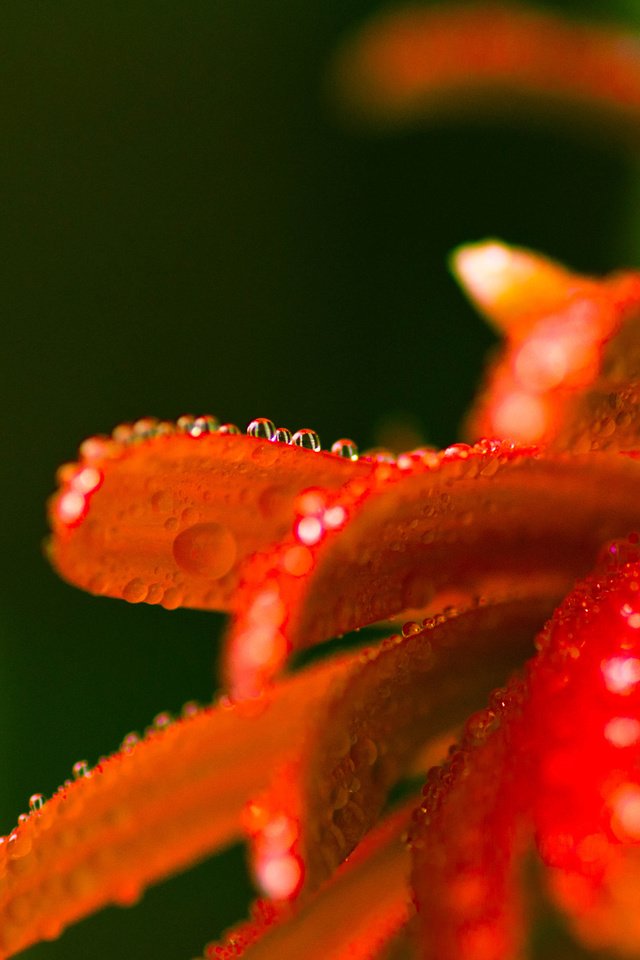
<box><xmin>48</xmin><ymin>422</ymin><xmax>374</xmax><ymax>611</ymax></box>
<box><xmin>279</xmin><ymin>595</ymin><xmax>558</xmax><ymax>895</ymax></box>
<box><xmin>332</xmin><ymin>1</ymin><xmax>640</xmax><ymax>137</ymax></box>
<box><xmin>453</xmin><ymin>240</ymin><xmax>640</xmax><ymax>447</ymax></box>
<box><xmin>0</xmin><ymin>653</ymin><xmax>355</xmax><ymax>958</ymax></box>
<box><xmin>208</xmin><ymin>801</ymin><xmax>414</xmax><ymax>960</ymax></box>
<box><xmin>225</xmin><ymin>442</ymin><xmax>640</xmax><ymax>696</ymax></box>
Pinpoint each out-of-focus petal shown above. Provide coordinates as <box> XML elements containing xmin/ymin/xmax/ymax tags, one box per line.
<box><xmin>0</xmin><ymin>653</ymin><xmax>355</xmax><ymax>958</ymax></box>
<box><xmin>453</xmin><ymin>240</ymin><xmax>640</xmax><ymax>447</ymax></box>
<box><xmin>226</xmin><ymin>442</ymin><xmax>640</xmax><ymax>697</ymax></box>
<box><xmin>410</xmin><ymin>676</ymin><xmax>529</xmax><ymax>960</ymax></box>
<box><xmin>411</xmin><ymin>544</ymin><xmax>640</xmax><ymax>959</ymax></box>
<box><xmin>49</xmin><ymin>424</ymin><xmax>374</xmax><ymax>611</ymax></box>
<box><xmin>529</xmin><ymin>550</ymin><xmax>640</xmax><ymax>955</ymax></box>
<box><xmin>332</xmin><ymin>1</ymin><xmax>640</xmax><ymax>139</ymax></box>
<box><xmin>208</xmin><ymin>802</ymin><xmax>414</xmax><ymax>960</ymax></box>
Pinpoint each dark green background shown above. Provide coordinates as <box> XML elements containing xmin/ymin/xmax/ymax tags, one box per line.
<box><xmin>2</xmin><ymin>0</ymin><xmax>639</xmax><ymax>956</ymax></box>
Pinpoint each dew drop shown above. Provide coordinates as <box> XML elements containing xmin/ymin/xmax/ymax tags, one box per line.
<box><xmin>153</xmin><ymin>711</ymin><xmax>173</xmax><ymax>729</ymax></box>
<box><xmin>177</xmin><ymin>414</ymin><xmax>195</xmax><ymax>432</ymax></box>
<box><xmin>72</xmin><ymin>760</ymin><xmax>90</xmax><ymax>780</ymax></box>
<box><xmin>122</xmin><ymin>578</ymin><xmax>147</xmax><ymax>603</ymax></box>
<box><xmin>331</xmin><ymin>438</ymin><xmax>358</xmax><ymax>460</ymax></box>
<box><xmin>181</xmin><ymin>700</ymin><xmax>200</xmax><ymax>719</ymax></box>
<box><xmin>292</xmin><ymin>429</ymin><xmax>321</xmax><ymax>451</ymax></box>
<box><xmin>218</xmin><ymin>423</ymin><xmax>241</xmax><ymax>435</ymax></box>
<box><xmin>29</xmin><ymin>794</ymin><xmax>44</xmax><ymax>813</ymax></box>
<box><xmin>273</xmin><ymin>427</ymin><xmax>292</xmax><ymax>444</ymax></box>
<box><xmin>172</xmin><ymin>522</ymin><xmax>237</xmax><ymax>579</ymax></box>
<box><xmin>189</xmin><ymin>415</ymin><xmax>219</xmax><ymax>437</ymax></box>
<box><xmin>121</xmin><ymin>733</ymin><xmax>140</xmax><ymax>752</ymax></box>
<box><xmin>247</xmin><ymin>418</ymin><xmax>276</xmax><ymax>440</ymax></box>
<box><xmin>132</xmin><ymin>417</ymin><xmax>159</xmax><ymax>439</ymax></box>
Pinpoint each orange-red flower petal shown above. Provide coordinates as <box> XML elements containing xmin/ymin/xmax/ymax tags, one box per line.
<box><xmin>332</xmin><ymin>1</ymin><xmax>640</xmax><ymax>136</ymax></box>
<box><xmin>208</xmin><ymin>801</ymin><xmax>414</xmax><ymax>960</ymax></box>
<box><xmin>226</xmin><ymin>443</ymin><xmax>640</xmax><ymax>696</ymax></box>
<box><xmin>454</xmin><ymin>240</ymin><xmax>640</xmax><ymax>447</ymax></box>
<box><xmin>251</xmin><ymin>595</ymin><xmax>559</xmax><ymax>902</ymax></box>
<box><xmin>0</xmin><ymin>653</ymin><xmax>356</xmax><ymax>958</ymax></box>
<box><xmin>49</xmin><ymin>426</ymin><xmax>375</xmax><ymax>611</ymax></box>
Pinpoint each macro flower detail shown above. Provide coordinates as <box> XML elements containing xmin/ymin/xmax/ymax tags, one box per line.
<box><xmin>2</xmin><ymin>236</ymin><xmax>640</xmax><ymax>958</ymax></box>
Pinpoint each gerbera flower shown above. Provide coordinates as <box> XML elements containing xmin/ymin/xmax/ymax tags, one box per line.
<box><xmin>2</xmin><ymin>237</ymin><xmax>640</xmax><ymax>958</ymax></box>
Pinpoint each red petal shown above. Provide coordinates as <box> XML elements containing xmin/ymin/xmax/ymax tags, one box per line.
<box><xmin>332</xmin><ymin>2</ymin><xmax>640</xmax><ymax>135</ymax></box>
<box><xmin>0</xmin><ymin>654</ymin><xmax>354</xmax><ymax>957</ymax></box>
<box><xmin>527</xmin><ymin>551</ymin><xmax>640</xmax><ymax>954</ymax></box>
<box><xmin>226</xmin><ymin>443</ymin><xmax>640</xmax><ymax>697</ymax></box>
<box><xmin>410</xmin><ymin>673</ymin><xmax>530</xmax><ymax>960</ymax></box>
<box><xmin>49</xmin><ymin>425</ymin><xmax>374</xmax><ymax>610</ymax></box>
<box><xmin>453</xmin><ymin>240</ymin><xmax>640</xmax><ymax>447</ymax></box>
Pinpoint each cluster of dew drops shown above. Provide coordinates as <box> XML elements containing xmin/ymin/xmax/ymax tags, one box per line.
<box><xmin>110</xmin><ymin>413</ymin><xmax>403</xmax><ymax>463</ymax></box>
<box><xmin>7</xmin><ymin>705</ymin><xmax>203</xmax><ymax>850</ymax></box>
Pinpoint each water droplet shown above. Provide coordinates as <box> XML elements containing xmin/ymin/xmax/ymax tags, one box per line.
<box><xmin>181</xmin><ymin>700</ymin><xmax>200</xmax><ymax>718</ymax></box>
<box><xmin>173</xmin><ymin>522</ymin><xmax>237</xmax><ymax>579</ymax></box>
<box><xmin>29</xmin><ymin>794</ymin><xmax>44</xmax><ymax>813</ymax></box>
<box><xmin>273</xmin><ymin>427</ymin><xmax>292</xmax><ymax>443</ymax></box>
<box><xmin>292</xmin><ymin>429</ymin><xmax>321</xmax><ymax>451</ymax></box>
<box><xmin>112</xmin><ymin>422</ymin><xmax>134</xmax><ymax>443</ymax></box>
<box><xmin>218</xmin><ymin>423</ymin><xmax>241</xmax><ymax>435</ymax></box>
<box><xmin>402</xmin><ymin>621</ymin><xmax>422</xmax><ymax>637</ymax></box>
<box><xmin>121</xmin><ymin>733</ymin><xmax>140</xmax><ymax>752</ymax></box>
<box><xmin>177</xmin><ymin>414</ymin><xmax>195</xmax><ymax>432</ymax></box>
<box><xmin>188</xmin><ymin>415</ymin><xmax>219</xmax><ymax>437</ymax></box>
<box><xmin>132</xmin><ymin>417</ymin><xmax>159</xmax><ymax>440</ymax></box>
<box><xmin>247</xmin><ymin>418</ymin><xmax>276</xmax><ymax>440</ymax></box>
<box><xmin>331</xmin><ymin>438</ymin><xmax>358</xmax><ymax>460</ymax></box>
<box><xmin>153</xmin><ymin>711</ymin><xmax>173</xmax><ymax>729</ymax></box>
<box><xmin>72</xmin><ymin>760</ymin><xmax>90</xmax><ymax>780</ymax></box>
<box><xmin>122</xmin><ymin>578</ymin><xmax>147</xmax><ymax>603</ymax></box>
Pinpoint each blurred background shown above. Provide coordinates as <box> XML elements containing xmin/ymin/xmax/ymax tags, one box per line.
<box><xmin>2</xmin><ymin>0</ymin><xmax>639</xmax><ymax>956</ymax></box>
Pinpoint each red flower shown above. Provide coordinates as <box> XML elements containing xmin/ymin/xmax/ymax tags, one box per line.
<box><xmin>4</xmin><ymin>3</ymin><xmax>640</xmax><ymax>956</ymax></box>
<box><xmin>1</xmin><ymin>238</ymin><xmax>640</xmax><ymax>958</ymax></box>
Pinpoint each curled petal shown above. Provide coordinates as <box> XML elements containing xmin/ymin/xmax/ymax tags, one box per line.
<box><xmin>453</xmin><ymin>240</ymin><xmax>640</xmax><ymax>447</ymax></box>
<box><xmin>292</xmin><ymin>595</ymin><xmax>558</xmax><ymax>893</ymax></box>
<box><xmin>332</xmin><ymin>1</ymin><xmax>640</xmax><ymax>137</ymax></box>
<box><xmin>49</xmin><ymin>427</ymin><xmax>374</xmax><ymax>610</ymax></box>
<box><xmin>0</xmin><ymin>654</ymin><xmax>354</xmax><ymax>957</ymax></box>
<box><xmin>210</xmin><ymin>802</ymin><xmax>414</xmax><ymax>960</ymax></box>
<box><xmin>226</xmin><ymin>442</ymin><xmax>640</xmax><ymax>697</ymax></box>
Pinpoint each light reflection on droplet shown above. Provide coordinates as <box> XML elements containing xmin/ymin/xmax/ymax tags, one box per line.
<box><xmin>247</xmin><ymin>418</ymin><xmax>276</xmax><ymax>440</ymax></box>
<box><xmin>273</xmin><ymin>427</ymin><xmax>292</xmax><ymax>444</ymax></box>
<box><xmin>331</xmin><ymin>438</ymin><xmax>358</xmax><ymax>460</ymax></box>
<box><xmin>292</xmin><ymin>429</ymin><xmax>321</xmax><ymax>451</ymax></box>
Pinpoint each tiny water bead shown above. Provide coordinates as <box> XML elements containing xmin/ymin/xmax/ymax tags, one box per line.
<box><xmin>28</xmin><ymin>795</ymin><xmax>44</xmax><ymax>813</ymax></box>
<box><xmin>72</xmin><ymin>761</ymin><xmax>90</xmax><ymax>780</ymax></box>
<box><xmin>292</xmin><ymin>429</ymin><xmax>321</xmax><ymax>452</ymax></box>
<box><xmin>189</xmin><ymin>415</ymin><xmax>219</xmax><ymax>437</ymax></box>
<box><xmin>247</xmin><ymin>418</ymin><xmax>276</xmax><ymax>440</ymax></box>
<box><xmin>218</xmin><ymin>423</ymin><xmax>241</xmax><ymax>435</ymax></box>
<box><xmin>331</xmin><ymin>439</ymin><xmax>359</xmax><ymax>460</ymax></box>
<box><xmin>273</xmin><ymin>427</ymin><xmax>293</xmax><ymax>444</ymax></box>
